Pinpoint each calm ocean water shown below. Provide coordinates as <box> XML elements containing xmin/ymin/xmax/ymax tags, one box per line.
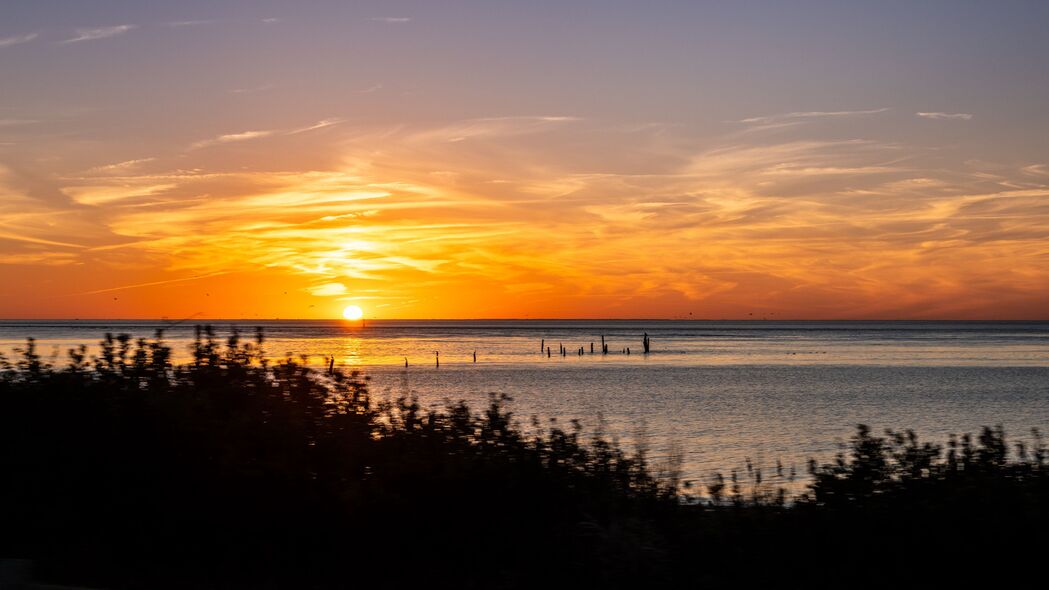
<box><xmin>3</xmin><ymin>320</ymin><xmax>1048</xmax><ymax>488</ymax></box>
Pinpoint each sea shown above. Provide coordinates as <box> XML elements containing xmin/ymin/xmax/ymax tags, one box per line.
<box><xmin>3</xmin><ymin>319</ymin><xmax>1048</xmax><ymax>491</ymax></box>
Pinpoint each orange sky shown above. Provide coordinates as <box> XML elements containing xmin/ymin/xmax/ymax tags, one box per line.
<box><xmin>2</xmin><ymin>3</ymin><xmax>1048</xmax><ymax>319</ymax></box>
<box><xmin>4</xmin><ymin>120</ymin><xmax>1047</xmax><ymax>320</ymax></box>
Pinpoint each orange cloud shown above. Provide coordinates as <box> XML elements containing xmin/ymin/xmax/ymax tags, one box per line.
<box><xmin>1</xmin><ymin>118</ymin><xmax>1047</xmax><ymax>319</ymax></box>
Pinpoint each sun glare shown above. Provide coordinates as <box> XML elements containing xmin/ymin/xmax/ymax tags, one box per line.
<box><xmin>342</xmin><ymin>305</ymin><xmax>364</xmax><ymax>321</ymax></box>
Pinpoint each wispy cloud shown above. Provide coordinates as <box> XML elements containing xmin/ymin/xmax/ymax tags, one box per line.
<box><xmin>409</xmin><ymin>115</ymin><xmax>580</xmax><ymax>143</ymax></box>
<box><xmin>288</xmin><ymin>118</ymin><xmax>346</xmax><ymax>134</ymax></box>
<box><xmin>191</xmin><ymin>118</ymin><xmax>343</xmax><ymax>148</ymax></box>
<box><xmin>356</xmin><ymin>83</ymin><xmax>383</xmax><ymax>94</ymax></box>
<box><xmin>916</xmin><ymin>112</ymin><xmax>973</xmax><ymax>121</ymax></box>
<box><xmin>0</xmin><ymin>32</ymin><xmax>38</xmax><ymax>48</ymax></box>
<box><xmin>0</xmin><ymin>251</ymin><xmax>80</xmax><ymax>266</ymax></box>
<box><xmin>167</xmin><ymin>20</ymin><xmax>215</xmax><ymax>28</ymax></box>
<box><xmin>229</xmin><ymin>83</ymin><xmax>274</xmax><ymax>94</ymax></box>
<box><xmin>370</xmin><ymin>17</ymin><xmax>411</xmax><ymax>23</ymax></box>
<box><xmin>60</xmin><ymin>25</ymin><xmax>135</xmax><ymax>44</ymax></box>
<box><xmin>79</xmin><ymin>272</ymin><xmax>228</xmax><ymax>296</ymax></box>
<box><xmin>1021</xmin><ymin>164</ymin><xmax>1048</xmax><ymax>177</ymax></box>
<box><xmin>738</xmin><ymin>108</ymin><xmax>889</xmax><ymax>125</ymax></box>
<box><xmin>87</xmin><ymin>157</ymin><xmax>156</xmax><ymax>174</ymax></box>
<box><xmin>309</xmin><ymin>282</ymin><xmax>347</xmax><ymax>296</ymax></box>
<box><xmin>0</xmin><ymin>230</ymin><xmax>85</xmax><ymax>249</ymax></box>
<box><xmin>261</xmin><ymin>18</ymin><xmax>280</xmax><ymax>24</ymax></box>
<box><xmin>191</xmin><ymin>130</ymin><xmax>276</xmax><ymax>149</ymax></box>
<box><xmin>63</xmin><ymin>181</ymin><xmax>177</xmax><ymax>206</ymax></box>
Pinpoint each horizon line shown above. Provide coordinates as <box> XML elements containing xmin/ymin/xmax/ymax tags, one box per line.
<box><xmin>2</xmin><ymin>317</ymin><xmax>1048</xmax><ymax>323</ymax></box>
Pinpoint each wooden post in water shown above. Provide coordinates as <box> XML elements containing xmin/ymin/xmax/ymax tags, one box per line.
<box><xmin>404</xmin><ymin>357</ymin><xmax>408</xmax><ymax>368</ymax></box>
<box><xmin>541</xmin><ymin>338</ymin><xmax>544</xmax><ymax>353</ymax></box>
<box><xmin>473</xmin><ymin>351</ymin><xmax>477</xmax><ymax>363</ymax></box>
<box><xmin>590</xmin><ymin>342</ymin><xmax>594</xmax><ymax>354</ymax></box>
<box><xmin>627</xmin><ymin>347</ymin><xmax>631</xmax><ymax>355</ymax></box>
<box><xmin>547</xmin><ymin>346</ymin><xmax>551</xmax><ymax>358</ymax></box>
<box><xmin>435</xmin><ymin>351</ymin><xmax>439</xmax><ymax>368</ymax></box>
<box><xmin>328</xmin><ymin>356</ymin><xmax>334</xmax><ymax>375</ymax></box>
<box><xmin>643</xmin><ymin>332</ymin><xmax>650</xmax><ymax>354</ymax></box>
<box><xmin>601</xmin><ymin>335</ymin><xmax>608</xmax><ymax>354</ymax></box>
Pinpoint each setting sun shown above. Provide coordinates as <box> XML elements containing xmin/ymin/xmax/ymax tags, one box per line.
<box><xmin>342</xmin><ymin>305</ymin><xmax>364</xmax><ymax>321</ymax></box>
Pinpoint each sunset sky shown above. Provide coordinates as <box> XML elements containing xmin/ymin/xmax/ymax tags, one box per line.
<box><xmin>2</xmin><ymin>1</ymin><xmax>1048</xmax><ymax>319</ymax></box>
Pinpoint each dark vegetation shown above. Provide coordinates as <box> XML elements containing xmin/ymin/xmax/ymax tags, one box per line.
<box><xmin>1</xmin><ymin>328</ymin><xmax>1046</xmax><ymax>588</ymax></box>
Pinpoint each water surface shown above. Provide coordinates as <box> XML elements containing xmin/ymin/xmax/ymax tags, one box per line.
<box><xmin>4</xmin><ymin>320</ymin><xmax>1048</xmax><ymax>488</ymax></box>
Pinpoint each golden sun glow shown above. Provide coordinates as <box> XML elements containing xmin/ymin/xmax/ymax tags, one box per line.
<box><xmin>342</xmin><ymin>305</ymin><xmax>364</xmax><ymax>321</ymax></box>
<box><xmin>2</xmin><ymin>101</ymin><xmax>1047</xmax><ymax>321</ymax></box>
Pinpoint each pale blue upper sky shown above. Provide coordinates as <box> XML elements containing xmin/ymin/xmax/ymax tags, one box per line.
<box><xmin>5</xmin><ymin>1</ymin><xmax>1048</xmax><ymax>149</ymax></box>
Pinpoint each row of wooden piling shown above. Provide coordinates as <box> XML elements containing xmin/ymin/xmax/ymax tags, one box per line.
<box><xmin>541</xmin><ymin>333</ymin><xmax>652</xmax><ymax>357</ymax></box>
<box><xmin>400</xmin><ymin>349</ymin><xmax>481</xmax><ymax>368</ymax></box>
<box><xmin>329</xmin><ymin>333</ymin><xmax>654</xmax><ymax>370</ymax></box>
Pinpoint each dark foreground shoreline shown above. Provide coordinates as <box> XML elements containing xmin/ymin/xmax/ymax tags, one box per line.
<box><xmin>2</xmin><ymin>329</ymin><xmax>1047</xmax><ymax>588</ymax></box>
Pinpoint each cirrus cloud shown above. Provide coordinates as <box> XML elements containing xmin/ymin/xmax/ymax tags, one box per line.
<box><xmin>60</xmin><ymin>25</ymin><xmax>135</xmax><ymax>44</ymax></box>
<box><xmin>916</xmin><ymin>112</ymin><xmax>973</xmax><ymax>121</ymax></box>
<box><xmin>0</xmin><ymin>32</ymin><xmax>38</xmax><ymax>48</ymax></box>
